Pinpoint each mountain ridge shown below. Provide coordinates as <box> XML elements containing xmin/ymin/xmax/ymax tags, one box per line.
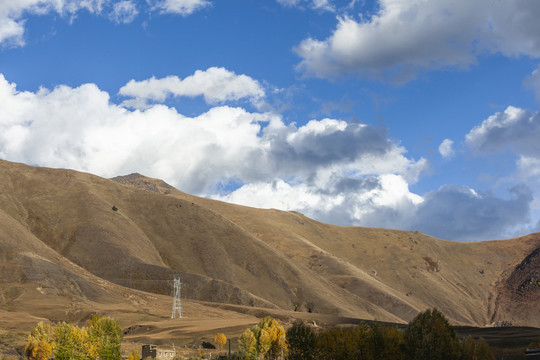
<box><xmin>0</xmin><ymin>159</ymin><xmax>539</xmax><ymax>334</ymax></box>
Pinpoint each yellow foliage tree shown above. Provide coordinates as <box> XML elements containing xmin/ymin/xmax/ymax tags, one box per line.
<box><xmin>25</xmin><ymin>315</ymin><xmax>122</xmax><ymax>360</ymax></box>
<box><xmin>238</xmin><ymin>329</ymin><xmax>257</xmax><ymax>360</ymax></box>
<box><xmin>241</xmin><ymin>316</ymin><xmax>288</xmax><ymax>359</ymax></box>
<box><xmin>25</xmin><ymin>339</ymin><xmax>54</xmax><ymax>360</ymax></box>
<box><xmin>25</xmin><ymin>322</ymin><xmax>55</xmax><ymax>360</ymax></box>
<box><xmin>214</xmin><ymin>332</ymin><xmax>227</xmax><ymax>351</ymax></box>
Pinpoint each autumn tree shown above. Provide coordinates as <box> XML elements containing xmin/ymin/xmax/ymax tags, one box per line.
<box><xmin>370</xmin><ymin>323</ymin><xmax>404</xmax><ymax>360</ymax></box>
<box><xmin>403</xmin><ymin>309</ymin><xmax>461</xmax><ymax>360</ymax></box>
<box><xmin>26</xmin><ymin>315</ymin><xmax>122</xmax><ymax>360</ymax></box>
<box><xmin>238</xmin><ymin>329</ymin><xmax>257</xmax><ymax>360</ymax></box>
<box><xmin>214</xmin><ymin>332</ymin><xmax>227</xmax><ymax>351</ymax></box>
<box><xmin>239</xmin><ymin>316</ymin><xmax>287</xmax><ymax>359</ymax></box>
<box><xmin>463</xmin><ymin>336</ymin><xmax>495</xmax><ymax>360</ymax></box>
<box><xmin>87</xmin><ymin>315</ymin><xmax>122</xmax><ymax>360</ymax></box>
<box><xmin>54</xmin><ymin>322</ymin><xmax>96</xmax><ymax>360</ymax></box>
<box><xmin>25</xmin><ymin>322</ymin><xmax>55</xmax><ymax>360</ymax></box>
<box><xmin>315</xmin><ymin>324</ymin><xmax>374</xmax><ymax>360</ymax></box>
<box><xmin>286</xmin><ymin>321</ymin><xmax>315</xmax><ymax>360</ymax></box>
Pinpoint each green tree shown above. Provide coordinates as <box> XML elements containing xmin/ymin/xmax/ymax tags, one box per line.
<box><xmin>87</xmin><ymin>315</ymin><xmax>122</xmax><ymax>360</ymax></box>
<box><xmin>54</xmin><ymin>322</ymin><xmax>96</xmax><ymax>360</ymax></box>
<box><xmin>403</xmin><ymin>309</ymin><xmax>461</xmax><ymax>360</ymax></box>
<box><xmin>475</xmin><ymin>338</ymin><xmax>495</xmax><ymax>360</ymax></box>
<box><xmin>370</xmin><ymin>324</ymin><xmax>404</xmax><ymax>360</ymax></box>
<box><xmin>286</xmin><ymin>321</ymin><xmax>315</xmax><ymax>360</ymax></box>
<box><xmin>314</xmin><ymin>324</ymin><xmax>373</xmax><ymax>360</ymax></box>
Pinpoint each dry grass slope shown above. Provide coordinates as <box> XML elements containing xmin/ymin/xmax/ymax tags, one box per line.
<box><xmin>0</xmin><ymin>159</ymin><xmax>539</xmax><ymax>356</ymax></box>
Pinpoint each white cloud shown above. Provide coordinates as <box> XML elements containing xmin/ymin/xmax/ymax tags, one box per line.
<box><xmin>0</xmin><ymin>73</ymin><xmax>535</xmax><ymax>241</ymax></box>
<box><xmin>215</xmin><ymin>174</ymin><xmax>422</xmax><ymax>227</ymax></box>
<box><xmin>438</xmin><ymin>138</ymin><xmax>454</xmax><ymax>158</ymax></box>
<box><xmin>462</xmin><ymin>105</ymin><xmax>540</xmax><ymax>239</ymax></box>
<box><xmin>152</xmin><ymin>0</ymin><xmax>210</xmax><ymax>16</ymax></box>
<box><xmin>295</xmin><ymin>0</ymin><xmax>540</xmax><ymax>80</ymax></box>
<box><xmin>465</xmin><ymin>106</ymin><xmax>540</xmax><ymax>158</ymax></box>
<box><xmin>0</xmin><ymin>0</ymin><xmax>136</xmax><ymax>47</ymax></box>
<box><xmin>0</xmin><ymin>0</ymin><xmax>209</xmax><ymax>47</ymax></box>
<box><xmin>410</xmin><ymin>185</ymin><xmax>533</xmax><ymax>241</ymax></box>
<box><xmin>119</xmin><ymin>67</ymin><xmax>265</xmax><ymax>108</ymax></box>
<box><xmin>109</xmin><ymin>0</ymin><xmax>138</xmax><ymax>24</ymax></box>
<box><xmin>0</xmin><ymin>73</ymin><xmax>420</xmax><ymax>194</ymax></box>
<box><xmin>218</xmin><ymin>174</ymin><xmax>533</xmax><ymax>241</ymax></box>
<box><xmin>0</xmin><ymin>0</ymin><xmax>97</xmax><ymax>46</ymax></box>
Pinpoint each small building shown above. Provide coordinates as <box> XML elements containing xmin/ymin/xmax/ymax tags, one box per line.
<box><xmin>527</xmin><ymin>348</ymin><xmax>540</xmax><ymax>359</ymax></box>
<box><xmin>142</xmin><ymin>344</ymin><xmax>176</xmax><ymax>359</ymax></box>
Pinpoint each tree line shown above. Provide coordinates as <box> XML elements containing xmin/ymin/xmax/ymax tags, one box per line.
<box><xmin>25</xmin><ymin>315</ymin><xmax>122</xmax><ymax>360</ymax></box>
<box><xmin>24</xmin><ymin>309</ymin><xmax>539</xmax><ymax>360</ymax></box>
<box><xmin>235</xmin><ymin>309</ymin><xmax>496</xmax><ymax>360</ymax></box>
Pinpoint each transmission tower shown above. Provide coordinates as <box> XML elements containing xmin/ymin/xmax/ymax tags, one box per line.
<box><xmin>171</xmin><ymin>277</ymin><xmax>182</xmax><ymax>319</ymax></box>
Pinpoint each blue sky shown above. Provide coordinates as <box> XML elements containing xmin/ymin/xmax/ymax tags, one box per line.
<box><xmin>1</xmin><ymin>0</ymin><xmax>540</xmax><ymax>241</ymax></box>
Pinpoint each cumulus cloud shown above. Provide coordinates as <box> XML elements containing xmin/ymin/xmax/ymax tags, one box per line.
<box><xmin>1</xmin><ymin>73</ymin><xmax>535</xmax><ymax>241</ymax></box>
<box><xmin>465</xmin><ymin>106</ymin><xmax>540</xmax><ymax>158</ymax></box>
<box><xmin>0</xmin><ymin>73</ymin><xmax>420</xmax><ymax>194</ymax></box>
<box><xmin>0</xmin><ymin>0</ymin><xmax>109</xmax><ymax>47</ymax></box>
<box><xmin>438</xmin><ymin>138</ymin><xmax>454</xmax><ymax>158</ymax></box>
<box><xmin>119</xmin><ymin>67</ymin><xmax>265</xmax><ymax>109</ymax></box>
<box><xmin>295</xmin><ymin>0</ymin><xmax>540</xmax><ymax>80</ymax></box>
<box><xmin>218</xmin><ymin>175</ymin><xmax>533</xmax><ymax>241</ymax></box>
<box><xmin>411</xmin><ymin>185</ymin><xmax>533</xmax><ymax>241</ymax></box>
<box><xmin>461</xmin><ymin>105</ymin><xmax>540</xmax><ymax>238</ymax></box>
<box><xmin>152</xmin><ymin>0</ymin><xmax>210</xmax><ymax>16</ymax></box>
<box><xmin>217</xmin><ymin>174</ymin><xmax>423</xmax><ymax>228</ymax></box>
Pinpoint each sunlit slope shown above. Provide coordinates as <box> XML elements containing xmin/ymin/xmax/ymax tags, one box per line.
<box><xmin>1</xmin><ymin>159</ymin><xmax>539</xmax><ymax>327</ymax></box>
<box><xmin>0</xmin><ymin>160</ymin><xmax>400</xmax><ymax>321</ymax></box>
<box><xmin>164</xmin><ymin>177</ymin><xmax>540</xmax><ymax>327</ymax></box>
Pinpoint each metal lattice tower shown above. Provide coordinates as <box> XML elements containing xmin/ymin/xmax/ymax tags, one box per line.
<box><xmin>171</xmin><ymin>277</ymin><xmax>182</xmax><ymax>318</ymax></box>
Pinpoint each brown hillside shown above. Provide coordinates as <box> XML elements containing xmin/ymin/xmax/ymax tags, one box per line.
<box><xmin>1</xmin><ymin>159</ymin><xmax>539</xmax><ymax>347</ymax></box>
